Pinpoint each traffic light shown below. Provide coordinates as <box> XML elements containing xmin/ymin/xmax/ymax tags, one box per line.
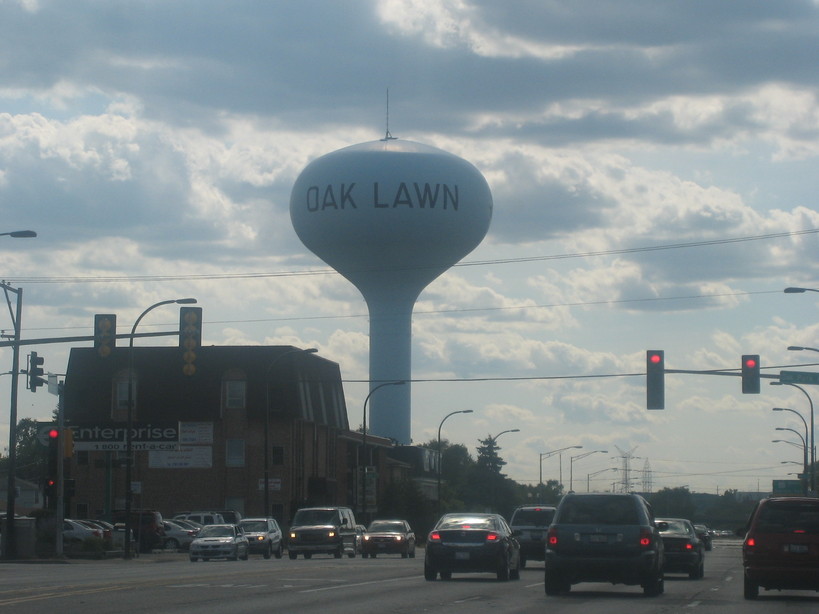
<box><xmin>179</xmin><ymin>306</ymin><xmax>202</xmax><ymax>376</ymax></box>
<box><xmin>28</xmin><ymin>351</ymin><xmax>45</xmax><ymax>391</ymax></box>
<box><xmin>646</xmin><ymin>350</ymin><xmax>665</xmax><ymax>410</ymax></box>
<box><xmin>45</xmin><ymin>427</ymin><xmax>59</xmax><ymax>509</ymax></box>
<box><xmin>742</xmin><ymin>354</ymin><xmax>760</xmax><ymax>394</ymax></box>
<box><xmin>94</xmin><ymin>313</ymin><xmax>116</xmax><ymax>357</ymax></box>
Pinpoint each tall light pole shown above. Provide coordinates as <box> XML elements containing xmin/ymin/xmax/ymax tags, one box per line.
<box><xmin>1</xmin><ymin>229</ymin><xmax>36</xmax><ymax>560</ymax></box>
<box><xmin>783</xmin><ymin>286</ymin><xmax>819</xmax><ymax>492</ymax></box>
<box><xmin>124</xmin><ymin>297</ymin><xmax>196</xmax><ymax>560</ymax></box>
<box><xmin>772</xmin><ymin>401</ymin><xmax>813</xmax><ymax>493</ymax></box>
<box><xmin>774</xmin><ymin>364</ymin><xmax>816</xmax><ymax>493</ymax></box>
<box><xmin>359</xmin><ymin>380</ymin><xmax>405</xmax><ymax>521</ymax></box>
<box><xmin>587</xmin><ymin>467</ymin><xmax>617</xmax><ymax>492</ymax></box>
<box><xmin>775</xmin><ymin>427</ymin><xmax>808</xmax><ymax>494</ymax></box>
<box><xmin>437</xmin><ymin>409</ymin><xmax>473</xmax><ymax>515</ymax></box>
<box><xmin>264</xmin><ymin>347</ymin><xmax>317</xmax><ymax>516</ymax></box>
<box><xmin>569</xmin><ymin>450</ymin><xmax>608</xmax><ymax>492</ymax></box>
<box><xmin>539</xmin><ymin>445</ymin><xmax>582</xmax><ymax>492</ymax></box>
<box><xmin>492</xmin><ymin>428</ymin><xmax>520</xmax><ymax>443</ymax></box>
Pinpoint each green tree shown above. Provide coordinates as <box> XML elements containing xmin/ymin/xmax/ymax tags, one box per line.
<box><xmin>649</xmin><ymin>486</ymin><xmax>695</xmax><ymax>519</ymax></box>
<box><xmin>476</xmin><ymin>435</ymin><xmax>506</xmax><ymax>475</ymax></box>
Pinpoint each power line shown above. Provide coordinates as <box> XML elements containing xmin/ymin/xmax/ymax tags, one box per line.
<box><xmin>6</xmin><ymin>227</ymin><xmax>819</xmax><ymax>285</ymax></box>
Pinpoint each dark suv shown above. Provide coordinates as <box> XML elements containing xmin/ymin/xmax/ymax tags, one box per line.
<box><xmin>509</xmin><ymin>505</ymin><xmax>555</xmax><ymax>568</ymax></box>
<box><xmin>544</xmin><ymin>492</ymin><xmax>665</xmax><ymax>596</ymax></box>
<box><xmin>741</xmin><ymin>496</ymin><xmax>819</xmax><ymax>599</ymax></box>
<box><xmin>287</xmin><ymin>506</ymin><xmax>358</xmax><ymax>559</ymax></box>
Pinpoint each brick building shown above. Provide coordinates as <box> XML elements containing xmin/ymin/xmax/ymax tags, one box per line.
<box><xmin>62</xmin><ymin>345</ymin><xmax>393</xmax><ymax>525</ymax></box>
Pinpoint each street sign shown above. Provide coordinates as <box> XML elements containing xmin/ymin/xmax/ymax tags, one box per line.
<box><xmin>780</xmin><ymin>370</ymin><xmax>819</xmax><ymax>385</ymax></box>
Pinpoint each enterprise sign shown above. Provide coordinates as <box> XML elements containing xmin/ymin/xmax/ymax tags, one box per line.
<box><xmin>71</xmin><ymin>422</ymin><xmax>179</xmax><ymax>452</ymax></box>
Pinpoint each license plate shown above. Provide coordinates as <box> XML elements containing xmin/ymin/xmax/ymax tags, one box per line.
<box><xmin>455</xmin><ymin>551</ymin><xmax>470</xmax><ymax>560</ymax></box>
<box><xmin>785</xmin><ymin>544</ymin><xmax>809</xmax><ymax>553</ymax></box>
<box><xmin>589</xmin><ymin>534</ymin><xmax>608</xmax><ymax>543</ymax></box>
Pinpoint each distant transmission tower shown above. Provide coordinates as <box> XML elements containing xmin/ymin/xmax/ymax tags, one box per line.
<box><xmin>642</xmin><ymin>458</ymin><xmax>653</xmax><ymax>493</ymax></box>
<box><xmin>615</xmin><ymin>446</ymin><xmax>638</xmax><ymax>493</ymax></box>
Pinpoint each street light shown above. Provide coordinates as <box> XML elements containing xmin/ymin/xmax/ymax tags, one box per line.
<box><xmin>587</xmin><ymin>467</ymin><xmax>617</xmax><ymax>492</ymax></box>
<box><xmin>0</xmin><ymin>230</ymin><xmax>37</xmax><ymax>238</ymax></box>
<box><xmin>569</xmin><ymin>450</ymin><xmax>608</xmax><ymax>492</ymax></box>
<box><xmin>775</xmin><ymin>427</ymin><xmax>808</xmax><ymax>494</ymax></box>
<box><xmin>264</xmin><ymin>347</ymin><xmax>317</xmax><ymax>516</ymax></box>
<box><xmin>538</xmin><ymin>445</ymin><xmax>582</xmax><ymax>490</ymax></box>
<box><xmin>784</xmin><ymin>287</ymin><xmax>819</xmax><ymax>294</ymax></box>
<box><xmin>772</xmin><ymin>400</ymin><xmax>814</xmax><ymax>493</ymax></box>
<box><xmin>360</xmin><ymin>380</ymin><xmax>405</xmax><ymax>520</ymax></box>
<box><xmin>492</xmin><ymin>429</ymin><xmax>520</xmax><ymax>442</ymax></box>
<box><xmin>124</xmin><ymin>297</ymin><xmax>197</xmax><ymax>560</ymax></box>
<box><xmin>437</xmin><ymin>409</ymin><xmax>474</xmax><ymax>515</ymax></box>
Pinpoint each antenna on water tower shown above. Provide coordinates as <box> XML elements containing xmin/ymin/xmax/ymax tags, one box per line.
<box><xmin>383</xmin><ymin>88</ymin><xmax>397</xmax><ymax>142</ymax></box>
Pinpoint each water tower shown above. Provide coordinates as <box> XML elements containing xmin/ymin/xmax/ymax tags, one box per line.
<box><xmin>290</xmin><ymin>138</ymin><xmax>492</xmax><ymax>444</ymax></box>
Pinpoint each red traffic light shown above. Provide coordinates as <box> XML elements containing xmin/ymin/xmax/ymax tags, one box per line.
<box><xmin>649</xmin><ymin>353</ymin><xmax>663</xmax><ymax>365</ymax></box>
<box><xmin>744</xmin><ymin>357</ymin><xmax>757</xmax><ymax>369</ymax></box>
<box><xmin>48</xmin><ymin>428</ymin><xmax>59</xmax><ymax>440</ymax></box>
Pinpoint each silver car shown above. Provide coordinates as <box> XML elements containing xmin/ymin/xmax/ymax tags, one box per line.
<box><xmin>189</xmin><ymin>524</ymin><xmax>249</xmax><ymax>561</ymax></box>
<box><xmin>238</xmin><ymin>517</ymin><xmax>283</xmax><ymax>559</ymax></box>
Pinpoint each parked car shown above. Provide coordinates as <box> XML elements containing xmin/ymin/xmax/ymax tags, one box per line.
<box><xmin>111</xmin><ymin>509</ymin><xmax>165</xmax><ymax>553</ymax></box>
<box><xmin>509</xmin><ymin>505</ymin><xmax>556</xmax><ymax>568</ymax></box>
<box><xmin>693</xmin><ymin>524</ymin><xmax>713</xmax><ymax>551</ymax></box>
<box><xmin>171</xmin><ymin>518</ymin><xmax>203</xmax><ymax>534</ymax></box>
<box><xmin>63</xmin><ymin>518</ymin><xmax>103</xmax><ymax>546</ymax></box>
<box><xmin>287</xmin><ymin>506</ymin><xmax>358</xmax><ymax>559</ymax></box>
<box><xmin>656</xmin><ymin>518</ymin><xmax>704</xmax><ymax>579</ymax></box>
<box><xmin>544</xmin><ymin>492</ymin><xmax>665</xmax><ymax>596</ymax></box>
<box><xmin>189</xmin><ymin>524</ymin><xmax>249</xmax><ymax>561</ymax></box>
<box><xmin>424</xmin><ymin>513</ymin><xmax>520</xmax><ymax>581</ymax></box>
<box><xmin>77</xmin><ymin>519</ymin><xmax>113</xmax><ymax>546</ymax></box>
<box><xmin>162</xmin><ymin>520</ymin><xmax>199</xmax><ymax>551</ymax></box>
<box><xmin>361</xmin><ymin>519</ymin><xmax>416</xmax><ymax>558</ymax></box>
<box><xmin>238</xmin><ymin>517</ymin><xmax>283</xmax><ymax>559</ymax></box>
<box><xmin>740</xmin><ymin>496</ymin><xmax>819</xmax><ymax>599</ymax></box>
<box><xmin>174</xmin><ymin>511</ymin><xmax>225</xmax><ymax>526</ymax></box>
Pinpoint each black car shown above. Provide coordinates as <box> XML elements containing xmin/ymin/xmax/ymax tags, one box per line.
<box><xmin>544</xmin><ymin>492</ymin><xmax>665</xmax><ymax>596</ymax></box>
<box><xmin>656</xmin><ymin>518</ymin><xmax>704</xmax><ymax>579</ymax></box>
<box><xmin>424</xmin><ymin>513</ymin><xmax>521</xmax><ymax>581</ymax></box>
<box><xmin>693</xmin><ymin>524</ymin><xmax>712</xmax><ymax>551</ymax></box>
<box><xmin>509</xmin><ymin>505</ymin><xmax>556</xmax><ymax>568</ymax></box>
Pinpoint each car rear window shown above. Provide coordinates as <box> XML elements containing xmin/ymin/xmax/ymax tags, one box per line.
<box><xmin>558</xmin><ymin>496</ymin><xmax>639</xmax><ymax>525</ymax></box>
<box><xmin>512</xmin><ymin>509</ymin><xmax>555</xmax><ymax>526</ymax></box>
<box><xmin>755</xmin><ymin>501</ymin><xmax>819</xmax><ymax>534</ymax></box>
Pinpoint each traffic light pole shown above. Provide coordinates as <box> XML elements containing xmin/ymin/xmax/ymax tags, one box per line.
<box><xmin>1</xmin><ymin>282</ymin><xmax>22</xmax><ymax>559</ymax></box>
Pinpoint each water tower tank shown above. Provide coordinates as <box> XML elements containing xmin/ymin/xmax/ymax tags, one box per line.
<box><xmin>290</xmin><ymin>139</ymin><xmax>492</xmax><ymax>444</ymax></box>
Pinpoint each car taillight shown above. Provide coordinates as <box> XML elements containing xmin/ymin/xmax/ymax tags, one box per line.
<box><xmin>685</xmin><ymin>542</ymin><xmax>693</xmax><ymax>550</ymax></box>
<box><xmin>639</xmin><ymin>528</ymin><xmax>652</xmax><ymax>547</ymax></box>
<box><xmin>428</xmin><ymin>531</ymin><xmax>441</xmax><ymax>542</ymax></box>
<box><xmin>486</xmin><ymin>532</ymin><xmax>500</xmax><ymax>542</ymax></box>
<box><xmin>547</xmin><ymin>527</ymin><xmax>558</xmax><ymax>546</ymax></box>
<box><xmin>746</xmin><ymin>537</ymin><xmax>755</xmax><ymax>547</ymax></box>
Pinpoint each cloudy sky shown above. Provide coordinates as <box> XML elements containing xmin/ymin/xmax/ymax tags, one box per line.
<box><xmin>3</xmin><ymin>0</ymin><xmax>819</xmax><ymax>496</ymax></box>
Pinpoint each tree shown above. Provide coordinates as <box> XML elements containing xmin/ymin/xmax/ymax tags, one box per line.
<box><xmin>476</xmin><ymin>435</ymin><xmax>506</xmax><ymax>475</ymax></box>
<box><xmin>649</xmin><ymin>486</ymin><xmax>695</xmax><ymax>519</ymax></box>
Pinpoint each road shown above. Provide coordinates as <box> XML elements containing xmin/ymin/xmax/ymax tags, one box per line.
<box><xmin>0</xmin><ymin>540</ymin><xmax>816</xmax><ymax>613</ymax></box>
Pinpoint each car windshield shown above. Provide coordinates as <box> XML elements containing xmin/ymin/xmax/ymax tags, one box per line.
<box><xmin>293</xmin><ymin>509</ymin><xmax>338</xmax><ymax>525</ymax></box>
<box><xmin>199</xmin><ymin>525</ymin><xmax>234</xmax><ymax>538</ymax></box>
<box><xmin>558</xmin><ymin>496</ymin><xmax>639</xmax><ymax>525</ymax></box>
<box><xmin>240</xmin><ymin>521</ymin><xmax>268</xmax><ymax>532</ymax></box>
<box><xmin>512</xmin><ymin>509</ymin><xmax>554</xmax><ymax>526</ymax></box>
<box><xmin>368</xmin><ymin>521</ymin><xmax>405</xmax><ymax>532</ymax></box>
<box><xmin>755</xmin><ymin>501</ymin><xmax>819</xmax><ymax>534</ymax></box>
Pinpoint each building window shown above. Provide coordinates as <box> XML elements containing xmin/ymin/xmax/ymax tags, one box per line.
<box><xmin>222</xmin><ymin>369</ymin><xmax>247</xmax><ymax>412</ymax></box>
<box><xmin>226</xmin><ymin>439</ymin><xmax>245</xmax><ymax>467</ymax></box>
<box><xmin>270</xmin><ymin>445</ymin><xmax>284</xmax><ymax>465</ymax></box>
<box><xmin>112</xmin><ymin>370</ymin><xmax>135</xmax><ymax>421</ymax></box>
